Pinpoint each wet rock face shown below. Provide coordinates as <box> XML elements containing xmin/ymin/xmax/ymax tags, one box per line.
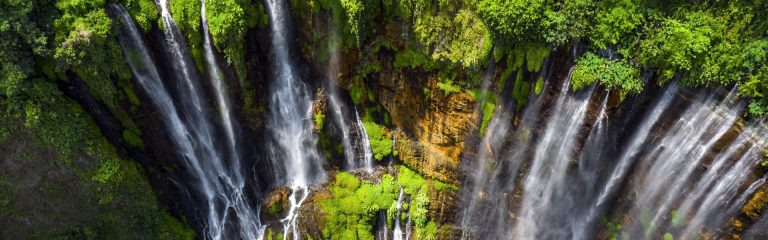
<box><xmin>261</xmin><ymin>186</ymin><xmax>290</xmax><ymax>224</ymax></box>
<box><xmin>375</xmin><ymin>70</ymin><xmax>478</xmax><ymax>185</ymax></box>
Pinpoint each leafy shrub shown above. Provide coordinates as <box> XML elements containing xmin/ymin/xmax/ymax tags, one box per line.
<box><xmin>437</xmin><ymin>80</ymin><xmax>462</xmax><ymax>96</ymax></box>
<box><xmin>362</xmin><ymin>121</ymin><xmax>393</xmax><ymax>161</ymax></box>
<box><xmin>572</xmin><ymin>52</ymin><xmax>643</xmax><ymax>96</ymax></box>
<box><xmin>121</xmin><ymin>0</ymin><xmax>159</xmax><ymax>32</ymax></box>
<box><xmin>206</xmin><ymin>0</ymin><xmax>268</xmax><ymax>79</ymax></box>
<box><xmin>637</xmin><ymin>12</ymin><xmax>718</xmax><ymax>82</ymax></box>
<box><xmin>588</xmin><ymin>0</ymin><xmax>642</xmax><ymax>49</ymax></box>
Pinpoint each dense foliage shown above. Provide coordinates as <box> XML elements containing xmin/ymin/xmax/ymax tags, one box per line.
<box><xmin>204</xmin><ymin>0</ymin><xmax>267</xmax><ymax>80</ymax></box>
<box><xmin>4</xmin><ymin>0</ymin><xmax>768</xmax><ymax>237</ymax></box>
<box><xmin>572</xmin><ymin>52</ymin><xmax>643</xmax><ymax>97</ymax></box>
<box><xmin>321</xmin><ymin>166</ymin><xmax>446</xmax><ymax>240</ymax></box>
<box><xmin>0</xmin><ymin>0</ymin><xmax>193</xmax><ymax>237</ymax></box>
<box><xmin>362</xmin><ymin>121</ymin><xmax>394</xmax><ymax>161</ymax></box>
<box><xmin>309</xmin><ymin>0</ymin><xmax>768</xmax><ymax>116</ymax></box>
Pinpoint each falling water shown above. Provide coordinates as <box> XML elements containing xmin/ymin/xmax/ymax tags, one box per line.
<box><xmin>376</xmin><ymin>211</ymin><xmax>389</xmax><ymax>240</ymax></box>
<box><xmin>594</xmin><ymin>83</ymin><xmax>680</xmax><ymax>207</ymax></box>
<box><xmin>677</xmin><ymin>126</ymin><xmax>767</xmax><ymax>239</ymax></box>
<box><xmin>263</xmin><ymin>0</ymin><xmax>324</xmax><ymax>238</ymax></box>
<box><xmin>324</xmin><ymin>25</ymin><xmax>358</xmax><ymax>170</ymax></box>
<box><xmin>355</xmin><ymin>107</ymin><xmax>375</xmax><ymax>172</ymax></box>
<box><xmin>628</xmin><ymin>90</ymin><xmax>742</xmax><ymax>234</ymax></box>
<box><xmin>113</xmin><ymin>4</ymin><xmax>262</xmax><ymax>239</ymax></box>
<box><xmin>620</xmin><ymin>88</ymin><xmax>762</xmax><ymax>239</ymax></box>
<box><xmin>458</xmin><ymin>58</ymin><xmax>514</xmax><ymax>238</ymax></box>
<box><xmin>392</xmin><ymin>187</ymin><xmax>410</xmax><ymax>240</ymax></box>
<box><xmin>328</xmin><ymin>92</ymin><xmax>357</xmax><ymax>169</ymax></box>
<box><xmin>459</xmin><ymin>65</ymin><xmax>548</xmax><ymax>238</ymax></box>
<box><xmin>511</xmin><ymin>72</ymin><xmax>597</xmax><ymax>239</ymax></box>
<box><xmin>201</xmin><ymin>0</ymin><xmax>239</xmax><ymax>169</ymax></box>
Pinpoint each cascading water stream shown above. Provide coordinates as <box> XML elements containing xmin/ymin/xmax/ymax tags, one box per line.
<box><xmin>393</xmin><ymin>187</ymin><xmax>405</xmax><ymax>240</ymax></box>
<box><xmin>328</xmin><ymin>93</ymin><xmax>356</xmax><ymax>169</ymax></box>
<box><xmin>200</xmin><ymin>1</ymin><xmax>263</xmax><ymax>238</ymax></box>
<box><xmin>113</xmin><ymin>4</ymin><xmax>262</xmax><ymax>239</ymax></box>
<box><xmin>511</xmin><ymin>71</ymin><xmax>597</xmax><ymax>239</ymax></box>
<box><xmin>201</xmin><ymin>0</ymin><xmax>239</xmax><ymax>174</ymax></box>
<box><xmin>677</xmin><ymin>126</ymin><xmax>768</xmax><ymax>239</ymax></box>
<box><xmin>324</xmin><ymin>28</ymin><xmax>358</xmax><ymax>170</ymax></box>
<box><xmin>460</xmin><ymin>63</ymin><xmax>551</xmax><ymax>239</ymax></box>
<box><xmin>594</xmin><ymin>82</ymin><xmax>679</xmax><ymax>207</ymax></box>
<box><xmin>263</xmin><ymin>0</ymin><xmax>325</xmax><ymax>238</ymax></box>
<box><xmin>626</xmin><ymin>88</ymin><xmax>743</xmax><ymax>237</ymax></box>
<box><xmin>355</xmin><ymin>107</ymin><xmax>375</xmax><ymax>172</ymax></box>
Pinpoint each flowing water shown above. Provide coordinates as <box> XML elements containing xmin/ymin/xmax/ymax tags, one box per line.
<box><xmin>328</xmin><ymin>93</ymin><xmax>357</xmax><ymax>169</ymax></box>
<box><xmin>458</xmin><ymin>55</ymin><xmax>767</xmax><ymax>239</ymax></box>
<box><xmin>392</xmin><ymin>187</ymin><xmax>405</xmax><ymax>240</ymax></box>
<box><xmin>115</xmin><ymin>2</ymin><xmax>768</xmax><ymax>238</ymax></box>
<box><xmin>263</xmin><ymin>0</ymin><xmax>325</xmax><ymax>239</ymax></box>
<box><xmin>114</xmin><ymin>4</ymin><xmax>262</xmax><ymax>239</ymax></box>
<box><xmin>355</xmin><ymin>107</ymin><xmax>375</xmax><ymax>172</ymax></box>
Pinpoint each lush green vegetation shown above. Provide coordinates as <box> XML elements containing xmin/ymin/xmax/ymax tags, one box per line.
<box><xmin>313</xmin><ymin>0</ymin><xmax>768</xmax><ymax>116</ymax></box>
<box><xmin>321</xmin><ymin>172</ymin><xmax>399</xmax><ymax>239</ymax></box>
<box><xmin>362</xmin><ymin>121</ymin><xmax>394</xmax><ymax>161</ymax></box>
<box><xmin>321</xmin><ymin>166</ymin><xmax>447</xmax><ymax>240</ymax></box>
<box><xmin>314</xmin><ymin>111</ymin><xmax>326</xmax><ymax>131</ymax></box>
<box><xmin>205</xmin><ymin>0</ymin><xmax>267</xmax><ymax>80</ymax></box>
<box><xmin>572</xmin><ymin>52</ymin><xmax>643</xmax><ymax>97</ymax></box>
<box><xmin>1</xmin><ymin>0</ymin><xmax>194</xmax><ymax>237</ymax></box>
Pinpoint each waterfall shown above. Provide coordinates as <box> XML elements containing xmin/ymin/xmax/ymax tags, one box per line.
<box><xmin>392</xmin><ymin>187</ymin><xmax>409</xmax><ymax>240</ymax></box>
<box><xmin>201</xmin><ymin>0</ymin><xmax>239</xmax><ymax>171</ymax></box>
<box><xmin>355</xmin><ymin>107</ymin><xmax>375</xmax><ymax>172</ymax></box>
<box><xmin>325</xmin><ymin>25</ymin><xmax>358</xmax><ymax>170</ymax></box>
<box><xmin>460</xmin><ymin>61</ymin><xmax>516</xmax><ymax>239</ymax></box>
<box><xmin>376</xmin><ymin>211</ymin><xmax>389</xmax><ymax>240</ymax></box>
<box><xmin>263</xmin><ymin>0</ymin><xmax>324</xmax><ymax>238</ymax></box>
<box><xmin>594</xmin><ymin>82</ymin><xmax>679</xmax><ymax>207</ymax></box>
<box><xmin>677</xmin><ymin>126</ymin><xmax>767</xmax><ymax>239</ymax></box>
<box><xmin>328</xmin><ymin>94</ymin><xmax>357</xmax><ymax>169</ymax></box>
<box><xmin>113</xmin><ymin>4</ymin><xmax>262</xmax><ymax>239</ymax></box>
<box><xmin>625</xmin><ymin>87</ymin><xmax>746</xmax><ymax>237</ymax></box>
<box><xmin>511</xmin><ymin>70</ymin><xmax>597</xmax><ymax>239</ymax></box>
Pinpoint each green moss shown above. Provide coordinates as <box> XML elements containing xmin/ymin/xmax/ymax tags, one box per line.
<box><xmin>395</xmin><ymin>166</ymin><xmax>431</xmax><ymax>236</ymax></box>
<box><xmin>534</xmin><ymin>77</ymin><xmax>544</xmax><ymax>95</ymax></box>
<box><xmin>269</xmin><ymin>202</ymin><xmax>283</xmax><ymax>215</ymax></box>
<box><xmin>432</xmin><ymin>180</ymin><xmax>459</xmax><ymax>191</ymax></box>
<box><xmin>321</xmin><ymin>167</ymin><xmax>437</xmax><ymax>239</ymax></box>
<box><xmin>525</xmin><ymin>44</ymin><xmax>549</xmax><ymax>72</ymax></box>
<box><xmin>122</xmin><ymin>128</ymin><xmax>145</xmax><ymax>149</ymax></box>
<box><xmin>414</xmin><ymin>221</ymin><xmax>438</xmax><ymax>240</ymax></box>
<box><xmin>350</xmin><ymin>80</ymin><xmax>366</xmax><ymax>105</ymax></box>
<box><xmin>314</xmin><ymin>112</ymin><xmax>326</xmax><ymax>131</ymax></box>
<box><xmin>362</xmin><ymin>121</ymin><xmax>393</xmax><ymax>161</ymax></box>
<box><xmin>394</xmin><ymin>49</ymin><xmax>434</xmax><ymax>70</ymax></box>
<box><xmin>169</xmin><ymin>0</ymin><xmax>204</xmax><ymax>72</ymax></box>
<box><xmin>601</xmin><ymin>217</ymin><xmax>625</xmax><ymax>240</ymax></box>
<box><xmin>663</xmin><ymin>232</ymin><xmax>674</xmax><ymax>240</ymax></box>
<box><xmin>477</xmin><ymin>90</ymin><xmax>498</xmax><ymax>135</ymax></box>
<box><xmin>266</xmin><ymin>228</ymin><xmax>273</xmax><ymax>240</ymax></box>
<box><xmin>158</xmin><ymin>213</ymin><xmax>197</xmax><ymax>240</ymax></box>
<box><xmin>512</xmin><ymin>71</ymin><xmax>530</xmax><ymax>111</ymax></box>
<box><xmin>436</xmin><ymin>80</ymin><xmax>462</xmax><ymax>96</ymax></box>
